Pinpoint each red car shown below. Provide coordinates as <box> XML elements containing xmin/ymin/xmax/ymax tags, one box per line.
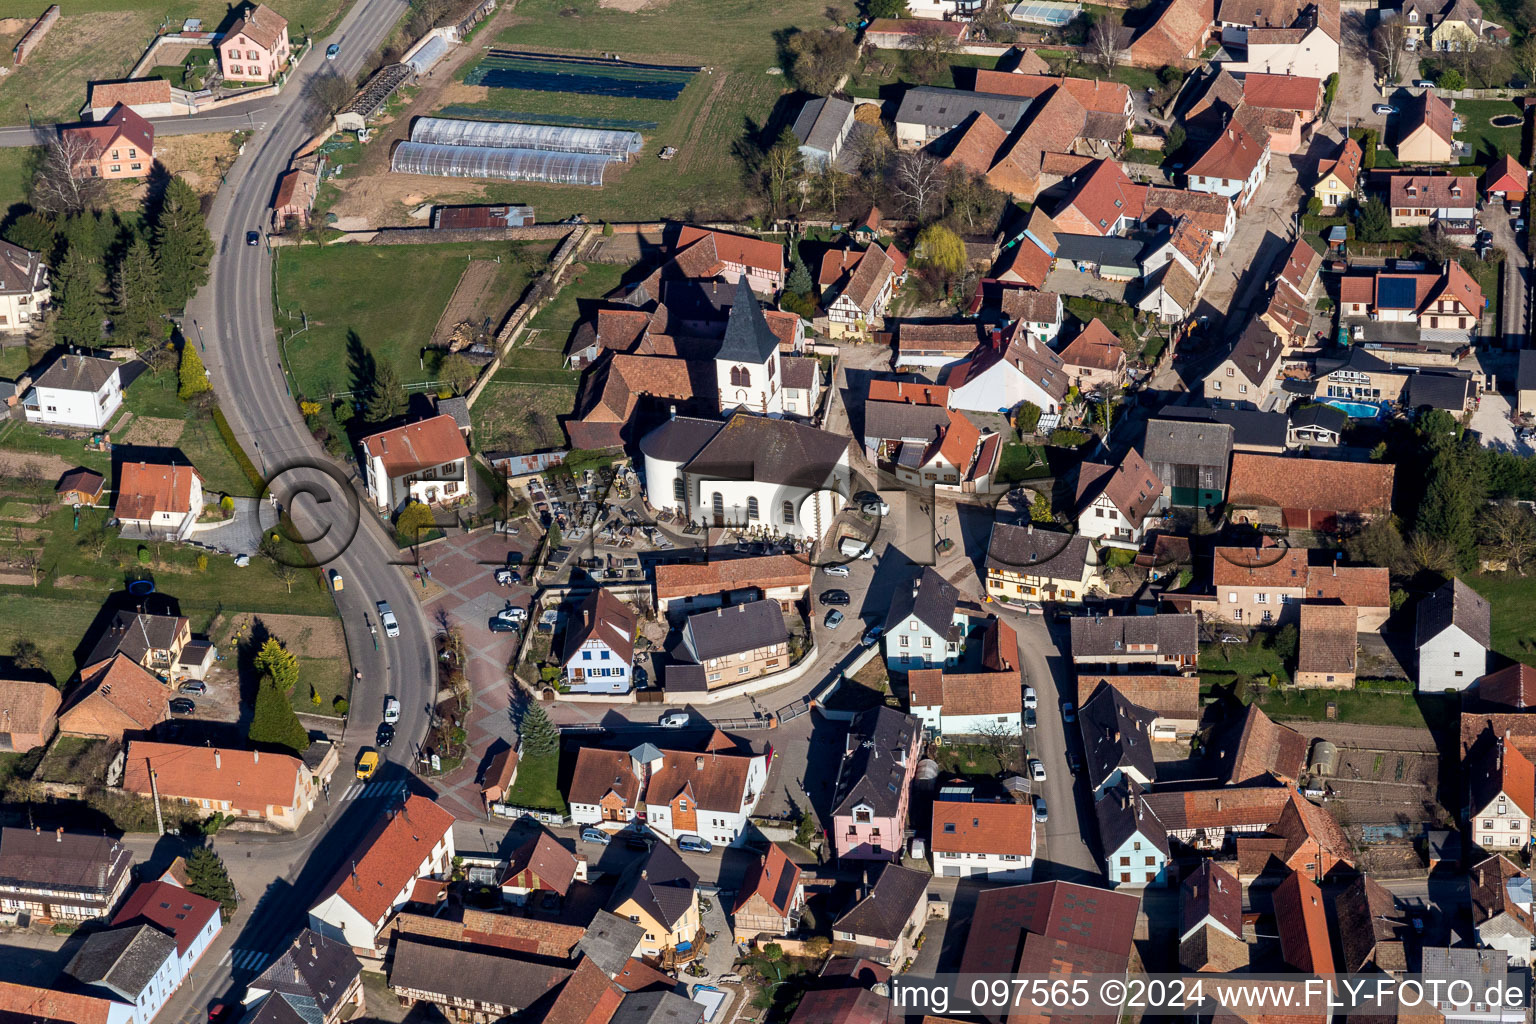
<box><xmin>209</xmin><ymin>1003</ymin><xmax>239</xmax><ymax>1023</ymax></box>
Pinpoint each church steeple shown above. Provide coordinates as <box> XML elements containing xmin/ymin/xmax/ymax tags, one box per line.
<box><xmin>716</xmin><ymin>277</ymin><xmax>782</xmax><ymax>364</ymax></box>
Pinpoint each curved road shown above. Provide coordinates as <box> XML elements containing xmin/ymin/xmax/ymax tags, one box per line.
<box><xmin>186</xmin><ymin>0</ymin><xmax>429</xmax><ymax>771</ymax></box>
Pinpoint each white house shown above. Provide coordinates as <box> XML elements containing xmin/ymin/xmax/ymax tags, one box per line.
<box><xmin>1139</xmin><ymin>216</ymin><xmax>1215</xmax><ymax>283</ymax></box>
<box><xmin>1416</xmin><ymin>577</ymin><xmax>1491</xmax><ymax>692</ymax></box>
<box><xmin>23</xmin><ymin>352</ymin><xmax>122</xmax><ymax>430</ymax></box>
<box><xmin>1468</xmin><ymin>737</ymin><xmax>1534</xmax><ymax>852</ymax></box>
<box><xmin>779</xmin><ymin>355</ymin><xmax>821</xmax><ymax>418</ymax></box>
<box><xmin>1005</xmin><ymin>288</ymin><xmax>1064</xmax><ymax>345</ymax></box>
<box><xmin>0</xmin><ymin>240</ymin><xmax>49</xmax><ymax>332</ymax></box>
<box><xmin>930</xmin><ymin>800</ymin><xmax>1035</xmax><ymax>881</ymax></box>
<box><xmin>560</xmin><ymin>589</ymin><xmax>637</xmax><ymax>695</ymax></box>
<box><xmin>308</xmin><ymin>795</ymin><xmax>456</xmax><ymax>954</ymax></box>
<box><xmin>641</xmin><ymin>744</ymin><xmax>771</xmax><ymax>847</ymax></box>
<box><xmin>359</xmin><ymin>414</ymin><xmax>470</xmax><ymax>517</ymax></box>
<box><xmin>715</xmin><ymin>278</ymin><xmax>784</xmax><ymax>416</ymax></box>
<box><xmin>1224</xmin><ymin>23</ymin><xmax>1340</xmax><ymax>79</ymax></box>
<box><xmin>1186</xmin><ymin>120</ymin><xmax>1271</xmax><ymax>211</ymax></box>
<box><xmin>65</xmin><ymin>924</ymin><xmax>181</xmax><ymax>1024</ymax></box>
<box><xmin>114</xmin><ymin>462</ymin><xmax>204</xmax><ymax>542</ymax></box>
<box><xmin>883</xmin><ymin>567</ymin><xmax>967</xmax><ymax>670</ymax></box>
<box><xmin>818</xmin><ymin>244</ymin><xmax>906</xmax><ymax>339</ymax></box>
<box><xmin>1074</xmin><ymin>448</ymin><xmax>1165</xmax><ymax>551</ymax></box>
<box><xmin>907</xmin><ymin>669</ymin><xmax>1022</xmax><ymax>737</ymax></box>
<box><xmin>642</xmin><ymin>413</ymin><xmax>852</xmax><ymax>540</ymax></box>
<box><xmin>944</xmin><ymin>321</ymin><xmax>1069</xmax><ymax>416</ymax></box>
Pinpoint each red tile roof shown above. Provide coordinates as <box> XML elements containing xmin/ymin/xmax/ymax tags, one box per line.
<box><xmin>1074</xmin><ymin>447</ymin><xmax>1162</xmax><ymax>526</ymax></box>
<box><xmin>1389</xmin><ymin>173</ymin><xmax>1475</xmax><ymax>211</ymax></box>
<box><xmin>1298</xmin><ymin>603</ymin><xmax>1358</xmax><ymax>675</ymax></box>
<box><xmin>1129</xmin><ymin>0</ymin><xmax>1213</xmax><ymax>64</ymax></box>
<box><xmin>1227</xmin><ymin>454</ymin><xmax>1395</xmax><ymax>516</ymax></box>
<box><xmin>1059</xmin><ymin>318</ymin><xmax>1125</xmax><ymax>372</ymax></box>
<box><xmin>733</xmin><ymin>841</ymin><xmax>802</xmax><ymax>916</ymax></box>
<box><xmin>677</xmin><ymin>226</ymin><xmax>784</xmax><ymax>275</ymax></box>
<box><xmin>1478</xmin><ymin>663</ymin><xmax>1536</xmax><ymax>709</ymax></box>
<box><xmin>115</xmin><ymin>462</ymin><xmax>201</xmax><ymax>521</ymax></box>
<box><xmin>1242</xmin><ymin>73</ymin><xmax>1322</xmax><ymax>112</ymax></box>
<box><xmin>1273</xmin><ymin>870</ymin><xmax>1335</xmax><ymax>973</ymax></box>
<box><xmin>318</xmin><ymin>795</ymin><xmax>455</xmax><ymax>925</ymax></box>
<box><xmin>654</xmin><ymin>554</ymin><xmax>810</xmax><ymax>601</ymax></box>
<box><xmin>867</xmin><ymin>379</ymin><xmax>950</xmax><ymax>404</ymax></box>
<box><xmin>568</xmin><ymin>747</ymin><xmax>641</xmax><ymax>810</ymax></box>
<box><xmin>122</xmin><ymin>741</ymin><xmax>304</xmax><ymax>815</ymax></box>
<box><xmin>88</xmin><ymin>79</ymin><xmax>172</xmax><ymax>110</ymax></box>
<box><xmin>932</xmin><ymin>800</ymin><xmax>1035</xmax><ymax>856</ymax></box>
<box><xmin>971</xmin><ymin>71</ymin><xmax>1130</xmax><ymax>114</ymax></box>
<box><xmin>59</xmin><ymin>653</ymin><xmax>169</xmax><ymax>736</ymax></box>
<box><xmin>112</xmin><ymin>880</ymin><xmax>220</xmax><ymax>954</ymax></box>
<box><xmin>62</xmin><ymin>103</ymin><xmax>155</xmax><ymax>162</ymax></box>
<box><xmin>1188</xmin><ymin>120</ymin><xmax>1267</xmax><ymax>183</ymax></box>
<box><xmin>1319</xmin><ymin>137</ymin><xmax>1363</xmax><ymax>193</ymax></box>
<box><xmin>361</xmin><ymin>415</ymin><xmax>470</xmax><ymax>477</ymax></box>
<box><xmin>226</xmin><ymin>3</ymin><xmax>288</xmax><ymax>50</ymax></box>
<box><xmin>936</xmin><ymin>670</ymin><xmax>1024</xmax><ymax>718</ymax></box>
<box><xmin>908</xmin><ymin>668</ymin><xmax>943</xmax><ymax>708</ymax></box>
<box><xmin>1057</xmin><ymin>159</ymin><xmax>1146</xmax><ymax>235</ymax></box>
<box><xmin>0</xmin><ymin>982</ymin><xmax>122</xmax><ymax>1024</ymax></box>
<box><xmin>1485</xmin><ymin>154</ymin><xmax>1528</xmax><ymax>195</ymax></box>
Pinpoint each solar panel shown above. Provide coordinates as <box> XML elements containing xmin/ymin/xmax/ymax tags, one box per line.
<box><xmin>1377</xmin><ymin>276</ymin><xmax>1418</xmax><ymax>309</ymax></box>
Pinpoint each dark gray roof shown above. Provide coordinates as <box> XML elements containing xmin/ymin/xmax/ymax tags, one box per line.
<box><xmin>66</xmin><ymin>923</ymin><xmax>176</xmax><ymax>1000</ymax></box>
<box><xmin>1520</xmin><ymin>349</ymin><xmax>1536</xmax><ymax>393</ymax></box>
<box><xmin>863</xmin><ymin>400</ymin><xmax>949</xmax><ymax>446</ymax></box>
<box><xmin>883</xmin><ymin>566</ymin><xmax>960</xmax><ymax>637</ymax></box>
<box><xmin>389</xmin><ymin>938</ymin><xmax>572</xmax><ymax>1009</ymax></box>
<box><xmin>85</xmin><ymin>610</ymin><xmax>185</xmax><ymax>668</ymax></box>
<box><xmin>832</xmin><ymin>863</ymin><xmax>930</xmax><ymax>941</ymax></box>
<box><xmin>1421</xmin><ymin>946</ymin><xmax>1510</xmax><ymax>1002</ymax></box>
<box><xmin>1052</xmin><ymin>233</ymin><xmax>1145</xmax><ymax>269</ymax></box>
<box><xmin>639</xmin><ymin>416</ymin><xmax>723</xmax><ymax>465</ymax></box>
<box><xmin>32</xmin><ymin>353</ymin><xmax>118</xmax><ymax>393</ymax></box>
<box><xmin>1143</xmin><ymin>417</ymin><xmax>1234</xmax><ymax>472</ymax></box>
<box><xmin>1334</xmin><ymin>874</ymin><xmax>1404</xmax><ymax>973</ymax></box>
<box><xmin>792</xmin><ymin>96</ymin><xmax>853</xmax><ymax>154</ymax></box>
<box><xmin>686</xmin><ymin>413</ymin><xmax>850</xmax><ymax>489</ymax></box>
<box><xmin>611</xmin><ymin>991</ymin><xmax>706</xmax><ymax>1024</ymax></box>
<box><xmin>1223</xmin><ymin>319</ymin><xmax>1284</xmax><ymax>391</ymax></box>
<box><xmin>664</xmin><ymin>663</ymin><xmax>708</xmax><ymax>695</ymax></box>
<box><xmin>716</xmin><ymin>277</ymin><xmax>782</xmax><ymax>364</ymax></box>
<box><xmin>780</xmin><ymin>355</ymin><xmax>817</xmax><ymax>391</ymax></box>
<box><xmin>1317</xmin><ymin>346</ymin><xmax>1396</xmax><ymax>377</ymax></box>
<box><xmin>1077</xmin><ymin>683</ymin><xmax>1156</xmax><ymax>792</ymax></box>
<box><xmin>248</xmin><ymin>928</ymin><xmax>362</xmax><ymax>1023</ymax></box>
<box><xmin>0</xmin><ymin>239</ymin><xmax>43</xmax><ymax>296</ymax></box>
<box><xmin>578</xmin><ymin>910</ymin><xmax>648</xmax><ymax>977</ymax></box>
<box><xmin>435</xmin><ymin>395</ymin><xmax>471</xmax><ymax>432</ymax></box>
<box><xmin>1161</xmin><ymin>405</ymin><xmax>1289</xmax><ymax>449</ymax></box>
<box><xmin>893</xmin><ymin>86</ymin><xmax>1030</xmax><ymax>132</ymax></box>
<box><xmin>1288</xmin><ymin>403</ymin><xmax>1347</xmax><ymax>433</ymax></box>
<box><xmin>1416</xmin><ymin>577</ymin><xmax>1491</xmax><ymax>649</ymax></box>
<box><xmin>1405</xmin><ymin>371</ymin><xmax>1472</xmax><ymax>411</ymax></box>
<box><xmin>984</xmin><ymin>523</ymin><xmax>1093</xmax><ymax>581</ymax></box>
<box><xmin>245</xmin><ymin>996</ymin><xmax>310</xmax><ymax>1024</ymax></box>
<box><xmin>685</xmin><ymin>600</ymin><xmax>789</xmax><ymax>661</ymax></box>
<box><xmin>1095</xmin><ymin>779</ymin><xmax>1170</xmax><ymax>857</ymax></box>
<box><xmin>1070</xmin><ymin>613</ymin><xmax>1197</xmax><ymax>659</ymax></box>
<box><xmin>609</xmin><ymin>842</ymin><xmax>698</xmax><ymax>931</ymax></box>
<box><xmin>0</xmin><ymin>827</ymin><xmax>132</xmax><ymax>897</ymax></box>
<box><xmin>832</xmin><ymin>706</ymin><xmax>919</xmax><ymax>819</ymax></box>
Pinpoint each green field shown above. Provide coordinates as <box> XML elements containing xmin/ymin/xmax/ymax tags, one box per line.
<box><xmin>1263</xmin><ymin>690</ymin><xmax>1450</xmax><ymax>730</ymax></box>
<box><xmin>846</xmin><ymin>48</ymin><xmax>1003</xmax><ymax>98</ymax></box>
<box><xmin>1468</xmin><ymin>573</ymin><xmax>1536</xmax><ymax>666</ymax></box>
<box><xmin>119</xmin><ymin>368</ymin><xmax>264</xmax><ymax>497</ymax></box>
<box><xmin>0</xmin><ymin>0</ymin><xmax>348</xmax><ymax>126</ymax></box>
<box><xmin>0</xmin><ymin>596</ymin><xmax>104</xmax><ymax>684</ymax></box>
<box><xmin>0</xmin><ymin>146</ymin><xmax>35</xmax><ymax>218</ymax></box>
<box><xmin>1451</xmin><ymin>99</ymin><xmax>1525</xmax><ymax>165</ymax></box>
<box><xmin>272</xmin><ymin>240</ymin><xmax>551</xmax><ymax>403</ymax></box>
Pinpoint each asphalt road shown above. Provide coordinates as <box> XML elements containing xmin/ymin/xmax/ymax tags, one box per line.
<box><xmin>0</xmin><ymin>100</ymin><xmax>274</xmax><ymax>147</ymax></box>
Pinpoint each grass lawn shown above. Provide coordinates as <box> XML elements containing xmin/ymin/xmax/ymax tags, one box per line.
<box><xmin>35</xmin><ymin>736</ymin><xmax>116</xmax><ymax>785</ymax></box>
<box><xmin>292</xmin><ymin>656</ymin><xmax>349</xmax><ymax>715</ymax></box>
<box><xmin>1467</xmin><ymin>573</ymin><xmax>1536</xmax><ymax>666</ymax></box>
<box><xmin>0</xmin><ymin>596</ymin><xmax>104</xmax><ymax>684</ymax></box>
<box><xmin>453</xmin><ymin>0</ymin><xmax>825</xmax><ymax>222</ymax></box>
<box><xmin>505</xmin><ymin>749</ymin><xmax>565</xmax><ymax>812</ymax></box>
<box><xmin>995</xmin><ymin>442</ymin><xmax>1048</xmax><ymax>484</ymax></box>
<box><xmin>1461</xmin><ymin>256</ymin><xmax>1501</xmax><ymax>340</ymax></box>
<box><xmin>149</xmin><ymin>47</ymin><xmax>215</xmax><ymax>90</ymax></box>
<box><xmin>0</xmin><ymin>343</ymin><xmax>30</xmax><ymax>379</ymax></box>
<box><xmin>845</xmin><ymin>49</ymin><xmax>1002</xmax><ymax>97</ymax></box>
<box><xmin>1199</xmin><ymin>640</ymin><xmax>1290</xmax><ymax>685</ymax></box>
<box><xmin>1261</xmin><ymin>690</ymin><xmax>1450</xmax><ymax>730</ymax></box>
<box><xmin>1451</xmin><ymin>99</ymin><xmax>1524</xmax><ymax>165</ymax></box>
<box><xmin>118</xmin><ymin>371</ymin><xmax>257</xmax><ymax>497</ymax></box>
<box><xmin>471</xmin><ymin>381</ymin><xmax>576</xmax><ymax>453</ymax></box>
<box><xmin>0</xmin><ymin>146</ymin><xmax>35</xmax><ymax>218</ymax></box>
<box><xmin>273</xmin><ymin>240</ymin><xmax>551</xmax><ymax>403</ymax></box>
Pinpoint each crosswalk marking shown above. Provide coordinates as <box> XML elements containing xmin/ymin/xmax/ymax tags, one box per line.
<box><xmin>221</xmin><ymin>949</ymin><xmax>271</xmax><ymax>973</ymax></box>
<box><xmin>337</xmin><ymin>780</ymin><xmax>404</xmax><ymax>802</ymax></box>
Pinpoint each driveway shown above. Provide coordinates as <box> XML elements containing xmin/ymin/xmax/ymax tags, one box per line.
<box><xmin>1488</xmin><ymin>206</ymin><xmax>1528</xmax><ymax>350</ymax></box>
<box><xmin>1469</xmin><ymin>389</ymin><xmax>1530</xmax><ymax>454</ymax></box>
<box><xmin>188</xmin><ymin>496</ymin><xmax>278</xmax><ymax>555</ymax></box>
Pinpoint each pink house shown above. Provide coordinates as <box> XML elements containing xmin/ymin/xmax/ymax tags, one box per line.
<box><xmin>831</xmin><ymin>707</ymin><xmax>921</xmax><ymax>862</ymax></box>
<box><xmin>221</xmin><ymin>3</ymin><xmax>290</xmax><ymax>83</ymax></box>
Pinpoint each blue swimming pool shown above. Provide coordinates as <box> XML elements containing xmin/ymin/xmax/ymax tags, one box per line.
<box><xmin>1325</xmin><ymin>400</ymin><xmax>1383</xmax><ymax>419</ymax></box>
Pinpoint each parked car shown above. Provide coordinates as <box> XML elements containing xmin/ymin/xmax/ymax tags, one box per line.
<box><xmin>1023</xmin><ymin>685</ymin><xmax>1037</xmax><ymax>709</ymax></box>
<box><xmin>660</xmin><ymin>712</ymin><xmax>690</xmax><ymax>729</ymax></box>
<box><xmin>489</xmin><ymin>614</ymin><xmax>520</xmax><ymax>633</ymax></box>
<box><xmin>1414</xmin><ymin>78</ymin><xmax>1435</xmax><ymax>87</ymax></box>
<box><xmin>623</xmin><ymin>830</ymin><xmax>653</xmax><ymax>851</ymax></box>
<box><xmin>581</xmin><ymin>827</ymin><xmax>611</xmax><ymax>845</ymax></box>
<box><xmin>824</xmin><ymin>609</ymin><xmax>845</xmax><ymax>629</ymax></box>
<box><xmin>861</xmin><ymin>625</ymin><xmax>883</xmax><ymax>647</ymax></box>
<box><xmin>245</xmin><ymin>230</ymin><xmax>260</xmax><ymax>246</ymax></box>
<box><xmin>494</xmin><ymin>567</ymin><xmax>519</xmax><ymax>586</ymax></box>
<box><xmin>1029</xmin><ymin>758</ymin><xmax>1046</xmax><ymax>782</ymax></box>
<box><xmin>376</xmin><ymin>601</ymin><xmax>399</xmax><ymax>638</ymax></box>
<box><xmin>376</xmin><ymin>723</ymin><xmax>394</xmax><ymax>748</ymax></box>
<box><xmin>1372</xmin><ymin>103</ymin><xmax>1396</xmax><ymax>114</ymax></box>
<box><xmin>1062</xmin><ymin>701</ymin><xmax>1076</xmax><ymax>723</ymax></box>
<box><xmin>178</xmin><ymin>680</ymin><xmax>207</xmax><ymax>695</ymax></box>
<box><xmin>1034</xmin><ymin>796</ymin><xmax>1048</xmax><ymax>823</ymax></box>
<box><xmin>326</xmin><ymin>42</ymin><xmax>340</xmax><ymax>58</ymax></box>
<box><xmin>678</xmin><ymin>834</ymin><xmax>713</xmax><ymax>853</ymax></box>
<box><xmin>1025</xmin><ymin>707</ymin><xmax>1037</xmax><ymax>729</ymax></box>
<box><xmin>383</xmin><ymin>696</ymin><xmax>401</xmax><ymax>724</ymax></box>
<box><xmin>1067</xmin><ymin>750</ymin><xmax>1082</xmax><ymax>774</ymax></box>
<box><xmin>208</xmin><ymin>1003</ymin><xmax>240</xmax><ymax>1023</ymax></box>
<box><xmin>329</xmin><ymin>569</ymin><xmax>343</xmax><ymax>591</ymax></box>
<box><xmin>819</xmin><ymin>589</ymin><xmax>850</xmax><ymax>606</ymax></box>
<box><xmin>168</xmin><ymin>697</ymin><xmax>196</xmax><ymax>715</ymax></box>
<box><xmin>356</xmin><ymin>750</ymin><xmax>379</xmax><ymax>780</ymax></box>
<box><xmin>823</xmin><ymin>565</ymin><xmax>851</xmax><ymax>577</ymax></box>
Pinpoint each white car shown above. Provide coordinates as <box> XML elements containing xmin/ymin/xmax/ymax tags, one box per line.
<box><xmin>660</xmin><ymin>712</ymin><xmax>690</xmax><ymax>729</ymax></box>
<box><xmin>383</xmin><ymin>696</ymin><xmax>401</xmax><ymax>724</ymax></box>
<box><xmin>823</xmin><ymin>565</ymin><xmax>851</xmax><ymax>577</ymax></box>
<box><xmin>1024</xmin><ymin>685</ymin><xmax>1038</xmax><ymax>709</ymax></box>
<box><xmin>1029</xmin><ymin>758</ymin><xmax>1046</xmax><ymax>782</ymax></box>
<box><xmin>376</xmin><ymin>601</ymin><xmax>399</xmax><ymax>638</ymax></box>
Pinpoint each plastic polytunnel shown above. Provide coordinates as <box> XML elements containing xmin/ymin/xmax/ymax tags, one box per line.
<box><xmin>390</xmin><ymin>141</ymin><xmax>611</xmax><ymax>185</ymax></box>
<box><xmin>409</xmin><ymin>117</ymin><xmax>643</xmax><ymax>158</ymax></box>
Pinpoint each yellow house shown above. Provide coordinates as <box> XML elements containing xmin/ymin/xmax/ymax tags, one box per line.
<box><xmin>609</xmin><ymin>844</ymin><xmax>702</xmax><ymax>965</ymax></box>
<box><xmin>983</xmin><ymin>523</ymin><xmax>1099</xmax><ymax>604</ymax></box>
<box><xmin>1314</xmin><ymin>138</ymin><xmax>1362</xmax><ymax>211</ymax></box>
<box><xmin>1396</xmin><ymin>91</ymin><xmax>1455</xmax><ymax>165</ymax></box>
<box><xmin>1405</xmin><ymin>0</ymin><xmax>1498</xmax><ymax>50</ymax></box>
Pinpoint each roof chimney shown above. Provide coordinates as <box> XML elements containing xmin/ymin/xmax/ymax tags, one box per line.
<box><xmin>696</xmin><ymin>756</ymin><xmax>704</xmax><ymax>769</ymax></box>
<box><xmin>55</xmin><ymin>828</ymin><xmax>62</xmax><ymax>842</ymax></box>
<box><xmin>214</xmin><ymin>750</ymin><xmax>221</xmax><ymax>770</ymax></box>
<box><xmin>253</xmin><ymin>749</ymin><xmax>259</xmax><ymax>763</ymax></box>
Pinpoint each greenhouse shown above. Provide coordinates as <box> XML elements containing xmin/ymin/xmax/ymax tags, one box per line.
<box><xmin>409</xmin><ymin>117</ymin><xmax>643</xmax><ymax>158</ymax></box>
<box><xmin>390</xmin><ymin>141</ymin><xmax>613</xmax><ymax>185</ymax></box>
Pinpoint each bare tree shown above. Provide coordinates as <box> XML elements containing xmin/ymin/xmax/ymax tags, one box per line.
<box><xmin>762</xmin><ymin>127</ymin><xmax>805</xmax><ymax>220</ymax></box>
<box><xmin>1479</xmin><ymin>500</ymin><xmax>1536</xmax><ymax>574</ymax></box>
<box><xmin>303</xmin><ymin>69</ymin><xmax>355</xmax><ymax>134</ymax></box>
<box><xmin>813</xmin><ymin>165</ymin><xmax>853</xmax><ymax>215</ymax></box>
<box><xmin>1407</xmin><ymin>531</ymin><xmax>1458</xmax><ymax>575</ymax></box>
<box><xmin>1371</xmin><ymin>17</ymin><xmax>1409</xmax><ymax>85</ymax></box>
<box><xmin>273</xmin><ymin>562</ymin><xmax>300</xmax><ymax>594</ymax></box>
<box><xmin>892</xmin><ymin>150</ymin><xmax>945</xmax><ymax>220</ymax></box>
<box><xmin>30</xmin><ymin>134</ymin><xmax>107</xmax><ymax>215</ymax></box>
<box><xmin>903</xmin><ymin>21</ymin><xmax>960</xmax><ymax>83</ymax></box>
<box><xmin>1087</xmin><ymin>21</ymin><xmax>1125</xmax><ymax>76</ymax></box>
<box><xmin>1513</xmin><ymin>36</ymin><xmax>1536</xmax><ymax>85</ymax></box>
